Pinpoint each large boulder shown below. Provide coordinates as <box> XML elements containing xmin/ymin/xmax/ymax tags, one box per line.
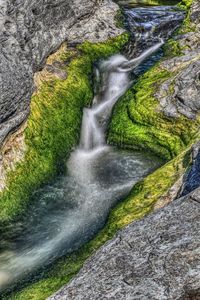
<box><xmin>48</xmin><ymin>189</ymin><xmax>200</xmax><ymax>300</ymax></box>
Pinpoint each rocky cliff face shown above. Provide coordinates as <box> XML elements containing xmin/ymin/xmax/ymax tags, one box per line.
<box><xmin>0</xmin><ymin>0</ymin><xmax>123</xmax><ymax>146</ymax></box>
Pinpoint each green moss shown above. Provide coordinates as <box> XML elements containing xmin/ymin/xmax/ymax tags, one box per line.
<box><xmin>163</xmin><ymin>38</ymin><xmax>185</xmax><ymax>57</ymax></box>
<box><xmin>177</xmin><ymin>0</ymin><xmax>196</xmax><ymax>33</ymax></box>
<box><xmin>179</xmin><ymin>0</ymin><xmax>193</xmax><ymax>9</ymax></box>
<box><xmin>4</xmin><ymin>147</ymin><xmax>190</xmax><ymax>300</ymax></box>
<box><xmin>0</xmin><ymin>33</ymin><xmax>129</xmax><ymax>224</ymax></box>
<box><xmin>108</xmin><ymin>62</ymin><xmax>200</xmax><ymax>160</ymax></box>
<box><xmin>109</xmin><ymin>0</ymin><xmax>199</xmax><ymax>159</ymax></box>
<box><xmin>114</xmin><ymin>9</ymin><xmax>126</xmax><ymax>29</ymax></box>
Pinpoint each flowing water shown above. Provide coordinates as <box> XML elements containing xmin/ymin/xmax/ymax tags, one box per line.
<box><xmin>0</xmin><ymin>5</ymin><xmax>184</xmax><ymax>294</ymax></box>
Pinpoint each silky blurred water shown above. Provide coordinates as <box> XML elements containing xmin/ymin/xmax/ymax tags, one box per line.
<box><xmin>0</xmin><ymin>4</ymin><xmax>184</xmax><ymax>294</ymax></box>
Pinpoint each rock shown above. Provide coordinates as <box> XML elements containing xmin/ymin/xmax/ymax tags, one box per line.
<box><xmin>48</xmin><ymin>189</ymin><xmax>200</xmax><ymax>300</ymax></box>
<box><xmin>45</xmin><ymin>64</ymin><xmax>67</xmax><ymax>79</ymax></box>
<box><xmin>181</xmin><ymin>142</ymin><xmax>200</xmax><ymax>197</ymax></box>
<box><xmin>156</xmin><ymin>0</ymin><xmax>200</xmax><ymax>119</ymax></box>
<box><xmin>0</xmin><ymin>0</ymin><xmax>123</xmax><ymax>146</ymax></box>
<box><xmin>157</xmin><ymin>59</ymin><xmax>200</xmax><ymax>119</ymax></box>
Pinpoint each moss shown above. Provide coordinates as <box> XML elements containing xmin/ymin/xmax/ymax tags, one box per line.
<box><xmin>114</xmin><ymin>9</ymin><xmax>126</xmax><ymax>29</ymax></box>
<box><xmin>179</xmin><ymin>0</ymin><xmax>193</xmax><ymax>9</ymax></box>
<box><xmin>163</xmin><ymin>38</ymin><xmax>185</xmax><ymax>57</ymax></box>
<box><xmin>0</xmin><ymin>33</ymin><xmax>129</xmax><ymax>224</ymax></box>
<box><xmin>108</xmin><ymin>63</ymin><xmax>200</xmax><ymax>160</ymax></box>
<box><xmin>177</xmin><ymin>0</ymin><xmax>196</xmax><ymax>33</ymax></box>
<box><xmin>108</xmin><ymin>0</ymin><xmax>199</xmax><ymax>160</ymax></box>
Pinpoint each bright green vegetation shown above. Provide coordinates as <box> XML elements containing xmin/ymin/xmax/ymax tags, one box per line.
<box><xmin>178</xmin><ymin>0</ymin><xmax>196</xmax><ymax>32</ymax></box>
<box><xmin>163</xmin><ymin>38</ymin><xmax>186</xmax><ymax>57</ymax></box>
<box><xmin>108</xmin><ymin>64</ymin><xmax>200</xmax><ymax>160</ymax></box>
<box><xmin>162</xmin><ymin>0</ymin><xmax>195</xmax><ymax>57</ymax></box>
<box><xmin>0</xmin><ymin>33</ymin><xmax>129</xmax><ymax>224</ymax></box>
<box><xmin>4</xmin><ymin>147</ymin><xmax>190</xmax><ymax>300</ymax></box>
<box><xmin>179</xmin><ymin>0</ymin><xmax>193</xmax><ymax>9</ymax></box>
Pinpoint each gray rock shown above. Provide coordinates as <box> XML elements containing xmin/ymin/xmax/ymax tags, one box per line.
<box><xmin>156</xmin><ymin>0</ymin><xmax>200</xmax><ymax>119</ymax></box>
<box><xmin>181</xmin><ymin>142</ymin><xmax>200</xmax><ymax>197</ymax></box>
<box><xmin>45</xmin><ymin>64</ymin><xmax>67</xmax><ymax>79</ymax></box>
<box><xmin>157</xmin><ymin>59</ymin><xmax>200</xmax><ymax>119</ymax></box>
<box><xmin>0</xmin><ymin>0</ymin><xmax>123</xmax><ymax>146</ymax></box>
<box><xmin>48</xmin><ymin>190</ymin><xmax>200</xmax><ymax>300</ymax></box>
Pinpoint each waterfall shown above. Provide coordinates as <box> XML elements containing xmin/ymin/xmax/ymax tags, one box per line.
<box><xmin>0</xmin><ymin>5</ymin><xmax>184</xmax><ymax>293</ymax></box>
<box><xmin>67</xmin><ymin>41</ymin><xmax>163</xmax><ymax>184</ymax></box>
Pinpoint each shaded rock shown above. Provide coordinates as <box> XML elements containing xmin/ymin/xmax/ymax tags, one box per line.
<box><xmin>0</xmin><ymin>0</ymin><xmax>123</xmax><ymax>146</ymax></box>
<box><xmin>48</xmin><ymin>189</ymin><xmax>200</xmax><ymax>300</ymax></box>
<box><xmin>181</xmin><ymin>142</ymin><xmax>200</xmax><ymax>197</ymax></box>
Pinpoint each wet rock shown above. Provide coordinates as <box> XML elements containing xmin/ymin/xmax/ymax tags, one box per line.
<box><xmin>123</xmin><ymin>6</ymin><xmax>185</xmax><ymax>58</ymax></box>
<box><xmin>181</xmin><ymin>142</ymin><xmax>200</xmax><ymax>197</ymax></box>
<box><xmin>0</xmin><ymin>0</ymin><xmax>123</xmax><ymax>146</ymax></box>
<box><xmin>48</xmin><ymin>190</ymin><xmax>200</xmax><ymax>300</ymax></box>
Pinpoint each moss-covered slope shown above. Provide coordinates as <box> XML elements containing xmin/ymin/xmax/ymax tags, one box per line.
<box><xmin>108</xmin><ymin>64</ymin><xmax>199</xmax><ymax>160</ymax></box>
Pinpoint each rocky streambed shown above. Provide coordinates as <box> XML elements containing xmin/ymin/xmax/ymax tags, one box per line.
<box><xmin>0</xmin><ymin>0</ymin><xmax>200</xmax><ymax>299</ymax></box>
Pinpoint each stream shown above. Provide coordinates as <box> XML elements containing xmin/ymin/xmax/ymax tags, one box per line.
<box><xmin>0</xmin><ymin>4</ymin><xmax>184</xmax><ymax>294</ymax></box>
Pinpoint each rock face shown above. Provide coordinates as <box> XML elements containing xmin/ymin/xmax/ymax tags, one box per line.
<box><xmin>49</xmin><ymin>190</ymin><xmax>200</xmax><ymax>300</ymax></box>
<box><xmin>156</xmin><ymin>0</ymin><xmax>200</xmax><ymax>119</ymax></box>
<box><xmin>0</xmin><ymin>0</ymin><xmax>123</xmax><ymax>146</ymax></box>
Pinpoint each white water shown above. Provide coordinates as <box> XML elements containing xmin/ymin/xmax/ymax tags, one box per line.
<box><xmin>68</xmin><ymin>41</ymin><xmax>164</xmax><ymax>184</ymax></box>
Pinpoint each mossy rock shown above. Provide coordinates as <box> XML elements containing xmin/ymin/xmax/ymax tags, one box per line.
<box><xmin>0</xmin><ymin>33</ymin><xmax>129</xmax><ymax>224</ymax></box>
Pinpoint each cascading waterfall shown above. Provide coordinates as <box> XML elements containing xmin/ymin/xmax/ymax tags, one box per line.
<box><xmin>68</xmin><ymin>41</ymin><xmax>163</xmax><ymax>184</ymax></box>
<box><xmin>0</xmin><ymin>5</ymin><xmax>184</xmax><ymax>294</ymax></box>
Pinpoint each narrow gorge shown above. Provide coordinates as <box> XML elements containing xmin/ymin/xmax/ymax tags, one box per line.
<box><xmin>0</xmin><ymin>0</ymin><xmax>199</xmax><ymax>299</ymax></box>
